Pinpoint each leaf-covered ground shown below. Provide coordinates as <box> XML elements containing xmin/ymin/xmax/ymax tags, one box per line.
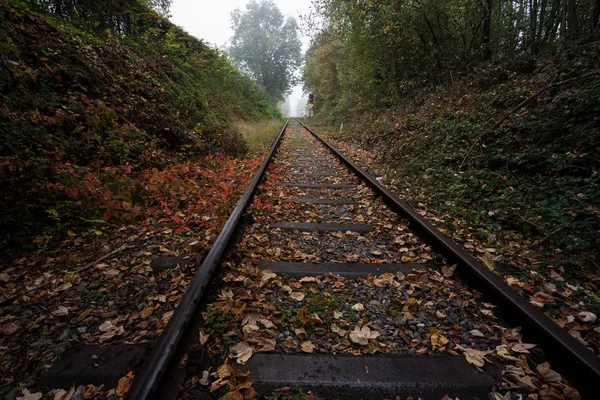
<box><xmin>179</xmin><ymin>123</ymin><xmax>580</xmax><ymax>399</ymax></box>
<box><xmin>0</xmin><ymin>150</ymin><xmax>268</xmax><ymax>399</ymax></box>
<box><xmin>320</xmin><ymin>130</ymin><xmax>600</xmax><ymax>358</ymax></box>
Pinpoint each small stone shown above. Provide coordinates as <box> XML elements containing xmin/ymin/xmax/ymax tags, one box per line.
<box><xmin>77</xmin><ymin>327</ymin><xmax>87</xmax><ymax>334</ymax></box>
<box><xmin>72</xmin><ymin>385</ymin><xmax>86</xmax><ymax>400</ymax></box>
<box><xmin>369</xmin><ymin>300</ymin><xmax>381</xmax><ymax>306</ymax></box>
<box><xmin>58</xmin><ymin>329</ymin><xmax>71</xmax><ymax>341</ymax></box>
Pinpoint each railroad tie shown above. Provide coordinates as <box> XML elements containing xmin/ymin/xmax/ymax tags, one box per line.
<box><xmin>258</xmin><ymin>261</ymin><xmax>425</xmax><ymax>278</ymax></box>
<box><xmin>271</xmin><ymin>222</ymin><xmax>373</xmax><ymax>233</ymax></box>
<box><xmin>287</xmin><ymin>172</ymin><xmax>338</xmax><ymax>177</ymax></box>
<box><xmin>281</xmin><ymin>183</ymin><xmax>354</xmax><ymax>189</ymax></box>
<box><xmin>242</xmin><ymin>353</ymin><xmax>499</xmax><ymax>399</ymax></box>
<box><xmin>285</xmin><ymin>198</ymin><xmax>356</xmax><ymax>205</ymax></box>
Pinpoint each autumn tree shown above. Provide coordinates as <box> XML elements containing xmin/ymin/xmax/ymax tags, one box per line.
<box><xmin>229</xmin><ymin>0</ymin><xmax>302</xmax><ymax>102</ymax></box>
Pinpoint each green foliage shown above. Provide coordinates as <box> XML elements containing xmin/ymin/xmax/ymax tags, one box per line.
<box><xmin>325</xmin><ymin>45</ymin><xmax>600</xmax><ymax>266</ymax></box>
<box><xmin>229</xmin><ymin>0</ymin><xmax>302</xmax><ymax>102</ymax></box>
<box><xmin>0</xmin><ymin>0</ymin><xmax>278</xmax><ymax>257</ymax></box>
<box><xmin>304</xmin><ymin>0</ymin><xmax>600</xmax><ymax>119</ymax></box>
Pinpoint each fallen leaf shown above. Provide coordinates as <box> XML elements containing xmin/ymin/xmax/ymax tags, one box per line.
<box><xmin>2</xmin><ymin>322</ymin><xmax>20</xmax><ymax>335</ymax></box>
<box><xmin>220</xmin><ymin>391</ymin><xmax>244</xmax><ymax>400</ymax></box>
<box><xmin>530</xmin><ymin>292</ymin><xmax>554</xmax><ymax>307</ymax></box>
<box><xmin>349</xmin><ymin>325</ymin><xmax>380</xmax><ymax>345</ymax></box>
<box><xmin>199</xmin><ymin>370</ymin><xmax>210</xmax><ymax>385</ymax></box>
<box><xmin>218</xmin><ymin>363</ymin><xmax>233</xmax><ymax>379</ymax></box>
<box><xmin>351</xmin><ymin>303</ymin><xmax>364</xmax><ymax>311</ymax></box>
<box><xmin>536</xmin><ymin>362</ymin><xmax>561</xmax><ymax>383</ymax></box>
<box><xmin>333</xmin><ymin>310</ymin><xmax>343</xmax><ymax>319</ymax></box>
<box><xmin>482</xmin><ymin>253</ymin><xmax>495</xmax><ymax>271</ymax></box>
<box><xmin>299</xmin><ymin>277</ymin><xmax>316</xmax><ymax>283</ymax></box>
<box><xmin>140</xmin><ymin>306</ymin><xmax>154</xmax><ymax>319</ymax></box>
<box><xmin>104</xmin><ymin>268</ymin><xmax>120</xmax><ymax>277</ymax></box>
<box><xmin>231</xmin><ymin>342</ymin><xmax>253</xmax><ymax>364</ymax></box>
<box><xmin>577</xmin><ymin>311</ymin><xmax>597</xmax><ymax>323</ymax></box>
<box><xmin>17</xmin><ymin>389</ymin><xmax>42</xmax><ymax>400</ymax></box>
<box><xmin>199</xmin><ymin>329</ymin><xmax>210</xmax><ymax>346</ymax></box>
<box><xmin>442</xmin><ymin>264</ymin><xmax>456</xmax><ymax>277</ymax></box>
<box><xmin>116</xmin><ymin>371</ymin><xmax>134</xmax><ymax>397</ymax></box>
<box><xmin>456</xmin><ymin>345</ymin><xmax>490</xmax><ymax>368</ymax></box>
<box><xmin>53</xmin><ymin>385</ymin><xmax>74</xmax><ymax>400</ymax></box>
<box><xmin>290</xmin><ymin>292</ymin><xmax>305</xmax><ymax>301</ymax></box>
<box><xmin>301</xmin><ymin>341</ymin><xmax>315</xmax><ymax>353</ymax></box>
<box><xmin>511</xmin><ymin>343</ymin><xmax>536</xmax><ymax>353</ymax></box>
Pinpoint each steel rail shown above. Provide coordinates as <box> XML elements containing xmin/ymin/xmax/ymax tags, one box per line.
<box><xmin>126</xmin><ymin>119</ymin><xmax>289</xmax><ymax>399</ymax></box>
<box><xmin>297</xmin><ymin>119</ymin><xmax>600</xmax><ymax>398</ymax></box>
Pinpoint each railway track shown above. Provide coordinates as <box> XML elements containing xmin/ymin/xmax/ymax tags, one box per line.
<box><xmin>126</xmin><ymin>120</ymin><xmax>600</xmax><ymax>399</ymax></box>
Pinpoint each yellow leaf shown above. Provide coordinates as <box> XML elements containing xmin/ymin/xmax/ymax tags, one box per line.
<box><xmin>116</xmin><ymin>371</ymin><xmax>134</xmax><ymax>397</ymax></box>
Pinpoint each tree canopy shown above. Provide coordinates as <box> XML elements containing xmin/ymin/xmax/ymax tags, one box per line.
<box><xmin>229</xmin><ymin>0</ymin><xmax>302</xmax><ymax>102</ymax></box>
<box><xmin>304</xmin><ymin>0</ymin><xmax>600</xmax><ymax>116</ymax></box>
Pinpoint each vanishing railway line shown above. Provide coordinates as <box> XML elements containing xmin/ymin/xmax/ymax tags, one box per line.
<box><xmin>127</xmin><ymin>120</ymin><xmax>600</xmax><ymax>399</ymax></box>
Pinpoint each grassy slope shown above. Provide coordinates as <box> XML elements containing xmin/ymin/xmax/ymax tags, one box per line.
<box><xmin>0</xmin><ymin>0</ymin><xmax>279</xmax><ymax>256</ymax></box>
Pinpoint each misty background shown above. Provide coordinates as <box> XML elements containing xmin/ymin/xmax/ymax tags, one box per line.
<box><xmin>169</xmin><ymin>0</ymin><xmax>310</xmax><ymax>117</ymax></box>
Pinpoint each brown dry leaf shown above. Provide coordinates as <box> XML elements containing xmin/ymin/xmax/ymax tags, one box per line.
<box><xmin>53</xmin><ymin>385</ymin><xmax>75</xmax><ymax>400</ymax></box>
<box><xmin>301</xmin><ymin>341</ymin><xmax>315</xmax><ymax>353</ymax></box>
<box><xmin>116</xmin><ymin>371</ymin><xmax>134</xmax><ymax>397</ymax></box>
<box><xmin>260</xmin><ymin>271</ymin><xmax>277</xmax><ymax>287</ymax></box>
<box><xmin>140</xmin><ymin>306</ymin><xmax>154</xmax><ymax>319</ymax></box>
<box><xmin>17</xmin><ymin>389</ymin><xmax>42</xmax><ymax>400</ymax></box>
<box><xmin>482</xmin><ymin>253</ymin><xmax>495</xmax><ymax>271</ymax></box>
<box><xmin>290</xmin><ymin>292</ymin><xmax>305</xmax><ymax>301</ymax></box>
<box><xmin>349</xmin><ymin>325</ymin><xmax>380</xmax><ymax>345</ymax></box>
<box><xmin>431</xmin><ymin>333</ymin><xmax>449</xmax><ymax>347</ymax></box>
<box><xmin>536</xmin><ymin>362</ymin><xmax>561</xmax><ymax>383</ymax></box>
<box><xmin>511</xmin><ymin>343</ymin><xmax>536</xmax><ymax>354</ymax></box>
<box><xmin>2</xmin><ymin>321</ymin><xmax>20</xmax><ymax>335</ymax></box>
<box><xmin>199</xmin><ymin>329</ymin><xmax>210</xmax><ymax>346</ymax></box>
<box><xmin>333</xmin><ymin>310</ymin><xmax>343</xmax><ymax>319</ymax></box>
<box><xmin>220</xmin><ymin>391</ymin><xmax>244</xmax><ymax>400</ymax></box>
<box><xmin>52</xmin><ymin>306</ymin><xmax>69</xmax><ymax>317</ymax></box>
<box><xmin>530</xmin><ymin>292</ymin><xmax>554</xmax><ymax>307</ymax></box>
<box><xmin>441</xmin><ymin>264</ymin><xmax>456</xmax><ymax>277</ymax></box>
<box><xmin>351</xmin><ymin>303</ymin><xmax>364</xmax><ymax>311</ymax></box>
<box><xmin>210</xmin><ymin>378</ymin><xmax>228</xmax><ymax>392</ymax></box>
<box><xmin>218</xmin><ymin>363</ymin><xmax>233</xmax><ymax>379</ymax></box>
<box><xmin>104</xmin><ymin>268</ymin><xmax>120</xmax><ymax>277</ymax></box>
<box><xmin>260</xmin><ymin>318</ymin><xmax>276</xmax><ymax>329</ymax></box>
<box><xmin>299</xmin><ymin>277</ymin><xmax>316</xmax><ymax>283</ymax></box>
<box><xmin>240</xmin><ymin>387</ymin><xmax>260</xmax><ymax>400</ymax></box>
<box><xmin>231</xmin><ymin>342</ymin><xmax>253</xmax><ymax>364</ymax></box>
<box><xmin>456</xmin><ymin>345</ymin><xmax>490</xmax><ymax>368</ymax></box>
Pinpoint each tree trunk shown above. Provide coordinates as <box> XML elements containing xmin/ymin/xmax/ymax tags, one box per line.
<box><xmin>594</xmin><ymin>0</ymin><xmax>600</xmax><ymax>31</ymax></box>
<box><xmin>530</xmin><ymin>0</ymin><xmax>538</xmax><ymax>51</ymax></box>
<box><xmin>482</xmin><ymin>0</ymin><xmax>493</xmax><ymax>60</ymax></box>
<box><xmin>560</xmin><ymin>0</ymin><xmax>567</xmax><ymax>38</ymax></box>
<box><xmin>567</xmin><ymin>0</ymin><xmax>579</xmax><ymax>35</ymax></box>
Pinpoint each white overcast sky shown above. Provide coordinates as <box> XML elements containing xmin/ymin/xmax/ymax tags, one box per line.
<box><xmin>169</xmin><ymin>0</ymin><xmax>311</xmax><ymax>116</ymax></box>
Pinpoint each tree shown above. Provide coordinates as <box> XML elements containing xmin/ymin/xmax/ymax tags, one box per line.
<box><xmin>229</xmin><ymin>0</ymin><xmax>302</xmax><ymax>102</ymax></box>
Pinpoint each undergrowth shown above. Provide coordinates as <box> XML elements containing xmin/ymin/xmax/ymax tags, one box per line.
<box><xmin>318</xmin><ymin>42</ymin><xmax>600</xmax><ymax>270</ymax></box>
<box><xmin>236</xmin><ymin>119</ymin><xmax>285</xmax><ymax>154</ymax></box>
<box><xmin>0</xmin><ymin>0</ymin><xmax>280</xmax><ymax>258</ymax></box>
